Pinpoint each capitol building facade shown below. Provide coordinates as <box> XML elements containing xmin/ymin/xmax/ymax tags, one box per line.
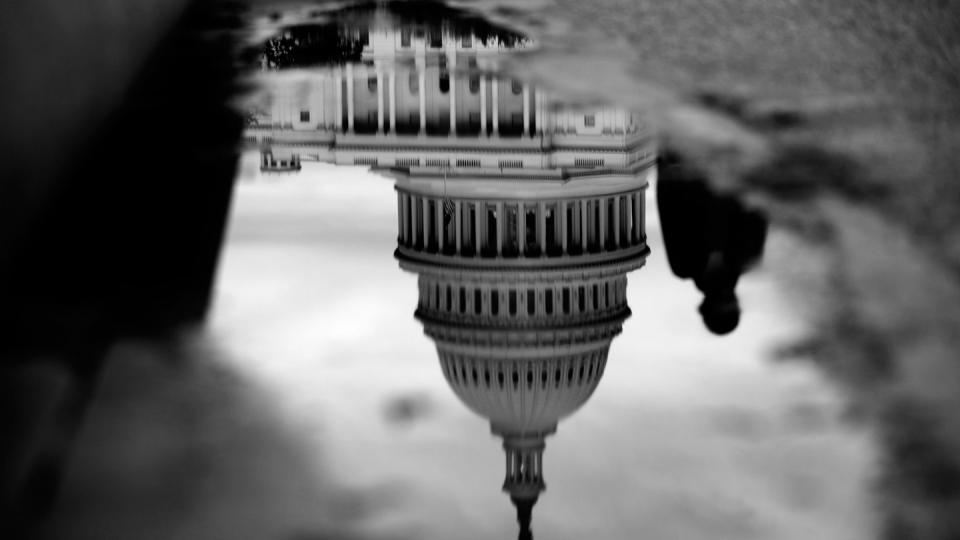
<box><xmin>247</xmin><ymin>17</ymin><xmax>655</xmax><ymax>538</ymax></box>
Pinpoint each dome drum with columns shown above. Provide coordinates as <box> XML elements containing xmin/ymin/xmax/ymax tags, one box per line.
<box><xmin>393</xmin><ymin>174</ymin><xmax>649</xmax><ymax>267</ymax></box>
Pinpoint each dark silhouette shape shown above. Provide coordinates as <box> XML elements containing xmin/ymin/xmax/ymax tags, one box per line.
<box><xmin>1</xmin><ymin>1</ymin><xmax>244</xmax><ymax>531</ymax></box>
<box><xmin>656</xmin><ymin>151</ymin><xmax>768</xmax><ymax>335</ymax></box>
<box><xmin>511</xmin><ymin>496</ymin><xmax>536</xmax><ymax>540</ymax></box>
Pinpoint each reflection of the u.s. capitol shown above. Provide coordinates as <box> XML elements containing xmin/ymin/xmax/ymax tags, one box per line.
<box><xmin>248</xmin><ymin>12</ymin><xmax>655</xmax><ymax>539</ymax></box>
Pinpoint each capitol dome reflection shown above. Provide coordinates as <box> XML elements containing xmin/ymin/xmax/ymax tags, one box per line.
<box><xmin>246</xmin><ymin>9</ymin><xmax>655</xmax><ymax>537</ymax></box>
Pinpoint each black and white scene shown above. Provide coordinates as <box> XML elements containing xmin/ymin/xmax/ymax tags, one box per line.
<box><xmin>2</xmin><ymin>1</ymin><xmax>960</xmax><ymax>539</ymax></box>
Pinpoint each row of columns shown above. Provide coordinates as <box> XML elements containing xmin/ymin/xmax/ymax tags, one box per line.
<box><xmin>397</xmin><ymin>191</ymin><xmax>646</xmax><ymax>257</ymax></box>
<box><xmin>334</xmin><ymin>67</ymin><xmax>539</xmax><ymax>136</ymax></box>
<box><xmin>420</xmin><ymin>278</ymin><xmax>627</xmax><ymax>318</ymax></box>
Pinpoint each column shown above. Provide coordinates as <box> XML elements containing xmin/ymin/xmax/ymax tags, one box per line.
<box><xmin>639</xmin><ymin>191</ymin><xmax>645</xmax><ymax>241</ymax></box>
<box><xmin>491</xmin><ymin>78</ymin><xmax>499</xmax><ymax>135</ymax></box>
<box><xmin>496</xmin><ymin>201</ymin><xmax>504</xmax><ymax>256</ymax></box>
<box><xmin>534</xmin><ymin>89</ymin><xmax>543</xmax><ymax>135</ymax></box>
<box><xmin>613</xmin><ymin>195</ymin><xmax>621</xmax><ymax>248</ymax></box>
<box><xmin>560</xmin><ymin>201</ymin><xmax>568</xmax><ymax>254</ymax></box>
<box><xmin>580</xmin><ymin>200</ymin><xmax>587</xmax><ymax>252</ymax></box>
<box><xmin>376</xmin><ymin>71</ymin><xmax>384</xmax><ymax>133</ymax></box>
<box><xmin>449</xmin><ymin>73</ymin><xmax>457</xmax><ymax>134</ymax></box>
<box><xmin>522</xmin><ymin>84</ymin><xmax>530</xmax><ymax>136</ymax></box>
<box><xmin>346</xmin><ymin>64</ymin><xmax>355</xmax><ymax>133</ymax></box>
<box><xmin>509</xmin><ymin>205</ymin><xmax>520</xmax><ymax>258</ymax></box>
<box><xmin>480</xmin><ymin>76</ymin><xmax>488</xmax><ymax>135</ymax></box>
<box><xmin>418</xmin><ymin>70</ymin><xmax>427</xmax><ymax>133</ymax></box>
<box><xmin>474</xmin><ymin>201</ymin><xmax>482</xmax><ymax>257</ymax></box>
<box><xmin>455</xmin><ymin>201</ymin><xmax>463</xmax><ymax>254</ymax></box>
<box><xmin>422</xmin><ymin>197</ymin><xmax>430</xmax><ymax>250</ymax></box>
<box><xmin>334</xmin><ymin>71</ymin><xmax>343</xmax><ymax>132</ymax></box>
<box><xmin>598</xmin><ymin>198</ymin><xmax>607</xmax><ymax>251</ymax></box>
<box><xmin>389</xmin><ymin>70</ymin><xmax>397</xmax><ymax>134</ymax></box>
<box><xmin>403</xmin><ymin>194</ymin><xmax>411</xmax><ymax>246</ymax></box>
<box><xmin>624</xmin><ymin>193</ymin><xmax>633</xmax><ymax>245</ymax></box>
<box><xmin>538</xmin><ymin>201</ymin><xmax>546</xmax><ymax>254</ymax></box>
<box><xmin>397</xmin><ymin>192</ymin><xmax>403</xmax><ymax>242</ymax></box>
<box><xmin>634</xmin><ymin>192</ymin><xmax>642</xmax><ymax>243</ymax></box>
<box><xmin>436</xmin><ymin>197</ymin><xmax>445</xmax><ymax>253</ymax></box>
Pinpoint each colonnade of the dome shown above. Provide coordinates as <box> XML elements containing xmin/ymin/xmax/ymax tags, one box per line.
<box><xmin>397</xmin><ymin>190</ymin><xmax>646</xmax><ymax>259</ymax></box>
<box><xmin>417</xmin><ymin>274</ymin><xmax>628</xmax><ymax>326</ymax></box>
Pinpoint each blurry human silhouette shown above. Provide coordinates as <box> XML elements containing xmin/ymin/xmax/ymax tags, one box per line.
<box><xmin>656</xmin><ymin>151</ymin><xmax>768</xmax><ymax>335</ymax></box>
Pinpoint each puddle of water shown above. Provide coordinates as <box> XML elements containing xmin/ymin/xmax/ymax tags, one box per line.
<box><xmin>24</xmin><ymin>2</ymin><xmax>887</xmax><ymax>539</ymax></box>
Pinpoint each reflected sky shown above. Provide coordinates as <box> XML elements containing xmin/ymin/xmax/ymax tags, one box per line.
<box><xmin>205</xmin><ymin>149</ymin><xmax>875</xmax><ymax>539</ymax></box>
